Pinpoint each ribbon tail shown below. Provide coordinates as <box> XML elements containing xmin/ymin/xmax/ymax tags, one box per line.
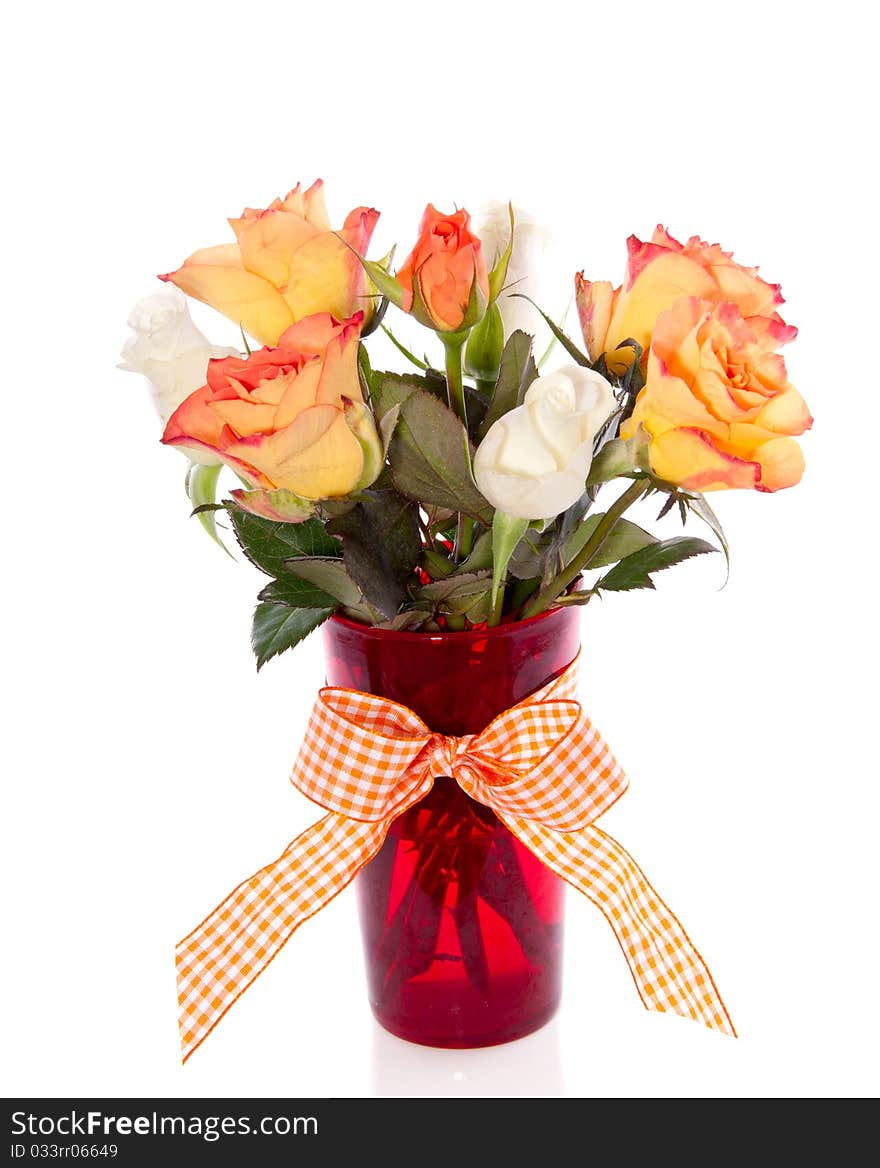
<box><xmin>176</xmin><ymin>813</ymin><xmax>387</xmax><ymax>1062</ymax></box>
<box><xmin>501</xmin><ymin>816</ymin><xmax>736</xmax><ymax>1037</ymax></box>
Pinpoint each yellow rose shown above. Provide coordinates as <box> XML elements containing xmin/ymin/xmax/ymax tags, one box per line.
<box><xmin>161</xmin><ymin>313</ymin><xmax>382</xmax><ymax>500</ymax></box>
<box><xmin>576</xmin><ymin>226</ymin><xmax>789</xmax><ymax>373</ymax></box>
<box><xmin>622</xmin><ymin>297</ymin><xmax>812</xmax><ymax>491</ymax></box>
<box><xmin>160</xmin><ymin>181</ymin><xmax>379</xmax><ymax>346</ymax></box>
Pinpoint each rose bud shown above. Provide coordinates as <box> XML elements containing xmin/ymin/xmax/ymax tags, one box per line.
<box><xmin>396</xmin><ymin>205</ymin><xmax>490</xmax><ymax>333</ymax></box>
<box><xmin>474</xmin><ymin>365</ymin><xmax>616</xmax><ymax>520</ymax></box>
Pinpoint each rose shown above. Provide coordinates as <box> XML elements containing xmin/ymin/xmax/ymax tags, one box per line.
<box><xmin>473</xmin><ymin>365</ymin><xmax>616</xmax><ymax>519</ymax></box>
<box><xmin>621</xmin><ymin>297</ymin><xmax>812</xmax><ymax>491</ymax></box>
<box><xmin>575</xmin><ymin>226</ymin><xmax>791</xmax><ymax>373</ymax></box>
<box><xmin>478</xmin><ymin>201</ymin><xmax>550</xmax><ymax>339</ymax></box>
<box><xmin>160</xmin><ymin>181</ymin><xmax>379</xmax><ymax>347</ymax></box>
<box><xmin>119</xmin><ymin>285</ymin><xmax>238</xmax><ymax>464</ymax></box>
<box><xmin>161</xmin><ymin>312</ymin><xmax>382</xmax><ymax>500</ymax></box>
<box><xmin>396</xmin><ymin>204</ymin><xmax>490</xmax><ymax>332</ymax></box>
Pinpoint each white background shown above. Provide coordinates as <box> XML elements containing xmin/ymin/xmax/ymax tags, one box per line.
<box><xmin>2</xmin><ymin>0</ymin><xmax>877</xmax><ymax>1100</ymax></box>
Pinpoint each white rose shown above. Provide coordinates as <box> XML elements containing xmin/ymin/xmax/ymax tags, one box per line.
<box><xmin>478</xmin><ymin>201</ymin><xmax>551</xmax><ymax>339</ymax></box>
<box><xmin>474</xmin><ymin>365</ymin><xmax>616</xmax><ymax>520</ymax></box>
<box><xmin>119</xmin><ymin>285</ymin><xmax>238</xmax><ymax>465</ymax></box>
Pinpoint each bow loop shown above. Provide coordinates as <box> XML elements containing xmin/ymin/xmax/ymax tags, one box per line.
<box><xmin>291</xmin><ymin>686</ymin><xmax>434</xmax><ymax>821</ymax></box>
<box><xmin>466</xmin><ymin>700</ymin><xmax>628</xmax><ymax>832</ymax></box>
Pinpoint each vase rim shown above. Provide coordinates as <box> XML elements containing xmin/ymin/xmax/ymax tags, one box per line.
<box><xmin>328</xmin><ymin>604</ymin><xmax>576</xmax><ymax>645</ymax></box>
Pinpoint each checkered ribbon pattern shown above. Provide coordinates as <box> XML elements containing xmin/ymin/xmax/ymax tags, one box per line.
<box><xmin>177</xmin><ymin>655</ymin><xmax>735</xmax><ymax>1060</ymax></box>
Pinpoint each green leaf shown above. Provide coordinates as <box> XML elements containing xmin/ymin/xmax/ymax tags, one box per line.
<box><xmin>552</xmin><ymin>590</ymin><xmax>596</xmax><ymax>606</ymax></box>
<box><xmin>511</xmin><ymin>295</ymin><xmax>590</xmax><ymax>367</ymax></box>
<box><xmin>416</xmin><ymin>571</ymin><xmax>492</xmax><ymax>602</ymax></box>
<box><xmin>684</xmin><ymin>492</ymin><xmax>730</xmax><ymax>583</ymax></box>
<box><xmin>228</xmin><ymin>508</ymin><xmax>340</xmax><ymax>576</ymax></box>
<box><xmin>563</xmin><ymin>513</ymin><xmax>658</xmax><ymax>570</ymax></box>
<box><xmin>281</xmin><ymin>556</ymin><xmax>366</xmax><ymax>609</ymax></box>
<box><xmin>596</xmin><ymin>537</ymin><xmax>718</xmax><ymax>593</ymax></box>
<box><xmin>586</xmin><ymin>428</ymin><xmax>652</xmax><ymax>486</ymax></box>
<box><xmin>356</xmin><ymin>254</ymin><xmax>405</xmax><ymax>309</ymax></box>
<box><xmin>536</xmin><ymin>298</ymin><xmax>572</xmax><ymax>369</ymax></box>
<box><xmin>478</xmin><ymin>331</ymin><xmax>539</xmax><ymax>439</ymax></box>
<box><xmin>490</xmin><ymin>511</ymin><xmax>529</xmax><ymax>613</ymax></box>
<box><xmin>325</xmin><ymin>489</ymin><xmax>421</xmax><ymax>619</ymax></box>
<box><xmin>360</xmin><ymin>294</ymin><xmax>389</xmax><ymax>339</ymax></box>
<box><xmin>416</xmin><ymin>571</ymin><xmax>493</xmax><ymax>621</ymax></box>
<box><xmin>361</xmin><ymin>246</ymin><xmax>396</xmax><ymax>339</ymax></box>
<box><xmin>656</xmin><ymin>492</ymin><xmax>678</xmax><ymax>521</ymax></box>
<box><xmin>508</xmin><ymin>529</ymin><xmax>552</xmax><ymax>579</ymax></box>
<box><xmin>317</xmin><ymin>496</ymin><xmax>360</xmax><ymax>520</ymax></box>
<box><xmin>357</xmin><ymin>342</ymin><xmax>373</xmax><ymax>400</ymax></box>
<box><xmin>465</xmin><ymin>301</ymin><xmax>505</xmax><ymax>381</ymax></box>
<box><xmin>387</xmin><ymin>386</ymin><xmax>493</xmax><ymax>522</ymax></box>
<box><xmin>380</xmin><ymin>325</ymin><xmax>430</xmax><ymax>371</ymax></box>
<box><xmin>376</xmin><ymin>610</ymin><xmax>431</xmax><ymax>632</ymax></box>
<box><xmin>456</xmin><ymin>529</ymin><xmax>494</xmax><ymax>574</ymax></box>
<box><xmin>508</xmin><ymin>576</ymin><xmax>540</xmax><ymax>609</ymax></box>
<box><xmin>487</xmin><ymin>203</ymin><xmax>515</xmax><ymax>304</ymax></box>
<box><xmin>378</xmin><ymin>403</ymin><xmax>401</xmax><ymax>456</ymax></box>
<box><xmin>423</xmin><ymin>547</ymin><xmax>455</xmax><ymax>578</ymax></box>
<box><xmin>558</xmin><ymin>489</ymin><xmax>591</xmax><ymax>539</ymax></box>
<box><xmin>186</xmin><ymin>463</ymin><xmax>231</xmax><ymax>553</ymax></box>
<box><xmin>459</xmin><ymin>591</ymin><xmax>491</xmax><ymax>624</ymax></box>
<box><xmin>371</xmin><ymin>370</ymin><xmax>446</xmax><ymax>421</ymax></box>
<box><xmin>257</xmin><ymin>575</ymin><xmax>338</xmax><ymax>609</ymax></box>
<box><xmin>251</xmin><ymin>602</ymin><xmax>333</xmax><ymax>670</ymax></box>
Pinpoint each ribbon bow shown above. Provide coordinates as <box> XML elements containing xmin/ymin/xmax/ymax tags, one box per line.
<box><xmin>177</xmin><ymin>656</ymin><xmax>734</xmax><ymax>1060</ymax></box>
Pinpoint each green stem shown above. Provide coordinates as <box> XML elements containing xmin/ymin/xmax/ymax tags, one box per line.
<box><xmin>443</xmin><ymin>335</ymin><xmax>471</xmax><ymax>472</ymax></box>
<box><xmin>444</xmin><ymin>334</ymin><xmax>474</xmax><ymax>563</ymax></box>
<box><xmin>456</xmin><ymin>515</ymin><xmax>474</xmax><ymax>562</ymax></box>
<box><xmin>489</xmin><ymin>579</ymin><xmax>506</xmax><ymax>628</ymax></box>
<box><xmin>522</xmin><ymin>478</ymin><xmax>647</xmax><ymax>618</ymax></box>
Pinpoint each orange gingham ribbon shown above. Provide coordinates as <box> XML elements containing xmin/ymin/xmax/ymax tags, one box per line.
<box><xmin>177</xmin><ymin>655</ymin><xmax>735</xmax><ymax>1060</ymax></box>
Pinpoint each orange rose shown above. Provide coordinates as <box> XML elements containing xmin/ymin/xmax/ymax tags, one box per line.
<box><xmin>576</xmin><ymin>226</ymin><xmax>789</xmax><ymax>372</ymax></box>
<box><xmin>160</xmin><ymin>181</ymin><xmax>379</xmax><ymax>346</ymax></box>
<box><xmin>621</xmin><ymin>297</ymin><xmax>812</xmax><ymax>491</ymax></box>
<box><xmin>396</xmin><ymin>204</ymin><xmax>490</xmax><ymax>332</ymax></box>
<box><xmin>161</xmin><ymin>313</ymin><xmax>381</xmax><ymax>500</ymax></box>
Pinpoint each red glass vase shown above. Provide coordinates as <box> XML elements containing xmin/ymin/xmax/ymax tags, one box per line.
<box><xmin>323</xmin><ymin>606</ymin><xmax>580</xmax><ymax>1048</ymax></box>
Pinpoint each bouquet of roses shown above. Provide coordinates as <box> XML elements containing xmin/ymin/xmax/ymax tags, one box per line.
<box><xmin>122</xmin><ymin>182</ymin><xmax>811</xmax><ymax>1055</ymax></box>
<box><xmin>121</xmin><ymin>182</ymin><xmax>811</xmax><ymax>666</ymax></box>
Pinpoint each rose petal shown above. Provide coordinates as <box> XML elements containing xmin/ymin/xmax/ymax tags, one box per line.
<box><xmin>161</xmin><ymin>262</ymin><xmax>294</xmax><ymax>346</ymax></box>
<box><xmin>648</xmin><ymin>427</ymin><xmax>761</xmax><ymax>491</ymax></box>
